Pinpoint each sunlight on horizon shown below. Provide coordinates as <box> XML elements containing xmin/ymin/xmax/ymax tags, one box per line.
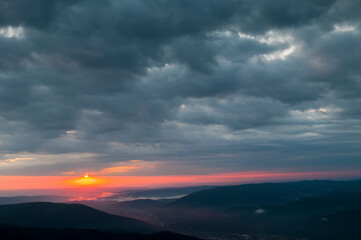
<box><xmin>66</xmin><ymin>173</ymin><xmax>108</xmax><ymax>187</ymax></box>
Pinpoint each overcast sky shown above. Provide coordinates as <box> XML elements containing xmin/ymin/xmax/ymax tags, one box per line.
<box><xmin>0</xmin><ymin>0</ymin><xmax>360</xmax><ymax>178</ymax></box>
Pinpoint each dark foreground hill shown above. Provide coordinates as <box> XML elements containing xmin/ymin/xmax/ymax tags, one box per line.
<box><xmin>0</xmin><ymin>202</ymin><xmax>156</xmax><ymax>233</ymax></box>
<box><xmin>286</xmin><ymin>210</ymin><xmax>361</xmax><ymax>240</ymax></box>
<box><xmin>0</xmin><ymin>225</ymin><xmax>201</xmax><ymax>240</ymax></box>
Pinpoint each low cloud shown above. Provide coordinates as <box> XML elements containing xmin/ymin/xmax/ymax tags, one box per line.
<box><xmin>0</xmin><ymin>157</ymin><xmax>34</xmax><ymax>165</ymax></box>
<box><xmin>255</xmin><ymin>209</ymin><xmax>266</xmax><ymax>214</ymax></box>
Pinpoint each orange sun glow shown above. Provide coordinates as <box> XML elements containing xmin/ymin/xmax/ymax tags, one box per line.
<box><xmin>66</xmin><ymin>173</ymin><xmax>107</xmax><ymax>187</ymax></box>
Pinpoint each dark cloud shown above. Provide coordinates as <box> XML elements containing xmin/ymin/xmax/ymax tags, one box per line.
<box><xmin>0</xmin><ymin>0</ymin><xmax>81</xmax><ymax>28</ymax></box>
<box><xmin>0</xmin><ymin>0</ymin><xmax>360</xmax><ymax>176</ymax></box>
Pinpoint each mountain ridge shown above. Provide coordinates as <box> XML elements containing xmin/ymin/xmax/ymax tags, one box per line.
<box><xmin>172</xmin><ymin>179</ymin><xmax>361</xmax><ymax>208</ymax></box>
<box><xmin>0</xmin><ymin>202</ymin><xmax>157</xmax><ymax>234</ymax></box>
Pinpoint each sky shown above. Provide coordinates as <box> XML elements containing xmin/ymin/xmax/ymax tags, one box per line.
<box><xmin>0</xmin><ymin>0</ymin><xmax>361</xmax><ymax>191</ymax></box>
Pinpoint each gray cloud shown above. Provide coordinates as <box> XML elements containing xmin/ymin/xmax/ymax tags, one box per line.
<box><xmin>0</xmin><ymin>0</ymin><xmax>360</xmax><ymax>176</ymax></box>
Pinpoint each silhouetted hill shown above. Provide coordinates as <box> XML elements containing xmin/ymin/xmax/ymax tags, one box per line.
<box><xmin>0</xmin><ymin>202</ymin><xmax>157</xmax><ymax>233</ymax></box>
<box><xmin>173</xmin><ymin>180</ymin><xmax>361</xmax><ymax>208</ymax></box>
<box><xmin>0</xmin><ymin>225</ymin><xmax>201</xmax><ymax>240</ymax></box>
<box><xmin>0</xmin><ymin>195</ymin><xmax>68</xmax><ymax>205</ymax></box>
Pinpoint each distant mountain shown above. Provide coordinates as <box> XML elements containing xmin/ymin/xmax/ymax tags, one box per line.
<box><xmin>166</xmin><ymin>191</ymin><xmax>361</xmax><ymax>238</ymax></box>
<box><xmin>0</xmin><ymin>195</ymin><xmax>69</xmax><ymax>205</ymax></box>
<box><xmin>173</xmin><ymin>180</ymin><xmax>361</xmax><ymax>208</ymax></box>
<box><xmin>0</xmin><ymin>225</ymin><xmax>200</xmax><ymax>240</ymax></box>
<box><xmin>158</xmin><ymin>180</ymin><xmax>361</xmax><ymax>237</ymax></box>
<box><xmin>113</xmin><ymin>199</ymin><xmax>169</xmax><ymax>208</ymax></box>
<box><xmin>262</xmin><ymin>190</ymin><xmax>361</xmax><ymax>217</ymax></box>
<box><xmin>115</xmin><ymin>186</ymin><xmax>214</xmax><ymax>200</ymax></box>
<box><xmin>0</xmin><ymin>202</ymin><xmax>157</xmax><ymax>233</ymax></box>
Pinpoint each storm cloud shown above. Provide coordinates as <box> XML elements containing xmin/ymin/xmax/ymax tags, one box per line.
<box><xmin>0</xmin><ymin>0</ymin><xmax>360</xmax><ymax>176</ymax></box>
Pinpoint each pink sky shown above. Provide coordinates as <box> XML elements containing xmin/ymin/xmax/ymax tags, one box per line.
<box><xmin>1</xmin><ymin>170</ymin><xmax>360</xmax><ymax>193</ymax></box>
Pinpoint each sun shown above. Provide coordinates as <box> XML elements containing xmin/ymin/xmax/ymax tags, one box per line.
<box><xmin>66</xmin><ymin>173</ymin><xmax>107</xmax><ymax>187</ymax></box>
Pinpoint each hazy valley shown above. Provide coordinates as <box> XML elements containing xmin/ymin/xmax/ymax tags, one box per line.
<box><xmin>1</xmin><ymin>180</ymin><xmax>361</xmax><ymax>240</ymax></box>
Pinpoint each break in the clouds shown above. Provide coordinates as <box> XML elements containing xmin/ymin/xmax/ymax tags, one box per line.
<box><xmin>0</xmin><ymin>0</ymin><xmax>360</xmax><ymax>176</ymax></box>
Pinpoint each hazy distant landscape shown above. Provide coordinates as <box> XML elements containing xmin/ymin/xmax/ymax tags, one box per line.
<box><xmin>1</xmin><ymin>179</ymin><xmax>361</xmax><ymax>240</ymax></box>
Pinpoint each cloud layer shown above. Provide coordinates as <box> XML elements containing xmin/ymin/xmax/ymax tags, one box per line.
<box><xmin>0</xmin><ymin>0</ymin><xmax>360</xmax><ymax>176</ymax></box>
